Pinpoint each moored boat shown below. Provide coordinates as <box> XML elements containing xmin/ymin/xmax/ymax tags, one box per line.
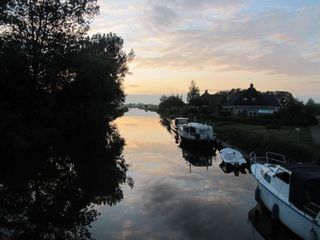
<box><xmin>250</xmin><ymin>152</ymin><xmax>320</xmax><ymax>240</ymax></box>
<box><xmin>177</xmin><ymin>122</ymin><xmax>216</xmax><ymax>148</ymax></box>
<box><xmin>170</xmin><ymin>117</ymin><xmax>188</xmax><ymax>133</ymax></box>
<box><xmin>219</xmin><ymin>147</ymin><xmax>247</xmax><ymax>168</ymax></box>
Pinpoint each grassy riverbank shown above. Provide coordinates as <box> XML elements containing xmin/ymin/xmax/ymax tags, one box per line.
<box><xmin>210</xmin><ymin>121</ymin><xmax>320</xmax><ymax>164</ymax></box>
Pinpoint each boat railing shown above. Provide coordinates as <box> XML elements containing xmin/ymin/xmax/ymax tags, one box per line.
<box><xmin>303</xmin><ymin>202</ymin><xmax>320</xmax><ymax>218</ymax></box>
<box><xmin>250</xmin><ymin>151</ymin><xmax>286</xmax><ymax>165</ymax></box>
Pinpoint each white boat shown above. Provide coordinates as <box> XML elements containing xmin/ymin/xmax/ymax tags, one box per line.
<box><xmin>219</xmin><ymin>148</ymin><xmax>247</xmax><ymax>168</ymax></box>
<box><xmin>250</xmin><ymin>152</ymin><xmax>320</xmax><ymax>240</ymax></box>
<box><xmin>177</xmin><ymin>122</ymin><xmax>216</xmax><ymax>147</ymax></box>
<box><xmin>170</xmin><ymin>117</ymin><xmax>188</xmax><ymax>133</ymax></box>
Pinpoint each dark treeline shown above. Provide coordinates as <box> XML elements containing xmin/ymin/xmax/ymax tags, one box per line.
<box><xmin>0</xmin><ymin>0</ymin><xmax>134</xmax><ymax>239</ymax></box>
<box><xmin>158</xmin><ymin>81</ymin><xmax>319</xmax><ymax>126</ymax></box>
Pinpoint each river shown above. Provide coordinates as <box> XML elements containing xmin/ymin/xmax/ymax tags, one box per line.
<box><xmin>91</xmin><ymin>108</ymin><xmax>263</xmax><ymax>239</ymax></box>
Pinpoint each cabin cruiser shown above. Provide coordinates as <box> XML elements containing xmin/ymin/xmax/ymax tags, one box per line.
<box><xmin>170</xmin><ymin>117</ymin><xmax>188</xmax><ymax>133</ymax></box>
<box><xmin>177</xmin><ymin>122</ymin><xmax>216</xmax><ymax>147</ymax></box>
<box><xmin>250</xmin><ymin>152</ymin><xmax>320</xmax><ymax>240</ymax></box>
<box><xmin>220</xmin><ymin>148</ymin><xmax>247</xmax><ymax>168</ymax></box>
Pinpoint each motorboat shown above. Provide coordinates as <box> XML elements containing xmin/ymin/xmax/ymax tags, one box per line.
<box><xmin>250</xmin><ymin>151</ymin><xmax>320</xmax><ymax>240</ymax></box>
<box><xmin>177</xmin><ymin>122</ymin><xmax>216</xmax><ymax>147</ymax></box>
<box><xmin>219</xmin><ymin>147</ymin><xmax>247</xmax><ymax>168</ymax></box>
<box><xmin>170</xmin><ymin>117</ymin><xmax>188</xmax><ymax>133</ymax></box>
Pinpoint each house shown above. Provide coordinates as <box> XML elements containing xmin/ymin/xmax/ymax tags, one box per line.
<box><xmin>198</xmin><ymin>90</ymin><xmax>225</xmax><ymax>115</ymax></box>
<box><xmin>222</xmin><ymin>84</ymin><xmax>281</xmax><ymax>117</ymax></box>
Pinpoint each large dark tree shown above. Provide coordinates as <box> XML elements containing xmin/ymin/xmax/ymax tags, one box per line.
<box><xmin>1</xmin><ymin>0</ymin><xmax>99</xmax><ymax>91</ymax></box>
<box><xmin>0</xmin><ymin>1</ymin><xmax>135</xmax><ymax>239</ymax></box>
<box><xmin>158</xmin><ymin>94</ymin><xmax>185</xmax><ymax>115</ymax></box>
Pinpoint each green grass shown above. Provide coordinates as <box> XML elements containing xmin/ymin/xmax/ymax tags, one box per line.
<box><xmin>211</xmin><ymin>121</ymin><xmax>320</xmax><ymax>164</ymax></box>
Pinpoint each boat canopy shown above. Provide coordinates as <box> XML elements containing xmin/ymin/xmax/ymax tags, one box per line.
<box><xmin>287</xmin><ymin>165</ymin><xmax>320</xmax><ymax>210</ymax></box>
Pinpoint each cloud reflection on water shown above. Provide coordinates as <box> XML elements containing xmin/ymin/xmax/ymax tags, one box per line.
<box><xmin>91</xmin><ymin>109</ymin><xmax>260</xmax><ymax>240</ymax></box>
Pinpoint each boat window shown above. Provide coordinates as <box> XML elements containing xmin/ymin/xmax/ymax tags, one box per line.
<box><xmin>263</xmin><ymin>174</ymin><xmax>271</xmax><ymax>183</ymax></box>
<box><xmin>190</xmin><ymin>127</ymin><xmax>196</xmax><ymax>135</ymax></box>
<box><xmin>183</xmin><ymin>126</ymin><xmax>188</xmax><ymax>132</ymax></box>
<box><xmin>275</xmin><ymin>169</ymin><xmax>290</xmax><ymax>184</ymax></box>
<box><xmin>200</xmin><ymin>129</ymin><xmax>207</xmax><ymax>135</ymax></box>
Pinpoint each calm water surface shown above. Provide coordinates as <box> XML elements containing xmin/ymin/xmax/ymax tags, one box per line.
<box><xmin>92</xmin><ymin>109</ymin><xmax>261</xmax><ymax>239</ymax></box>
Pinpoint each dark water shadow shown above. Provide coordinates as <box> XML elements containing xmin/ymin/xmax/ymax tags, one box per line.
<box><xmin>248</xmin><ymin>202</ymin><xmax>301</xmax><ymax>240</ymax></box>
<box><xmin>159</xmin><ymin>116</ymin><xmax>173</xmax><ymax>134</ymax></box>
<box><xmin>0</xmin><ymin>122</ymin><xmax>132</xmax><ymax>239</ymax></box>
<box><xmin>178</xmin><ymin>144</ymin><xmax>217</xmax><ymax>173</ymax></box>
<box><xmin>219</xmin><ymin>161</ymin><xmax>248</xmax><ymax>177</ymax></box>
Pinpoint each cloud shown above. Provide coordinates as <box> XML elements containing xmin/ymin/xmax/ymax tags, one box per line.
<box><xmin>92</xmin><ymin>1</ymin><xmax>320</xmax><ymax>76</ymax></box>
<box><xmin>136</xmin><ymin>5</ymin><xmax>320</xmax><ymax>75</ymax></box>
<box><xmin>142</xmin><ymin>180</ymin><xmax>254</xmax><ymax>240</ymax></box>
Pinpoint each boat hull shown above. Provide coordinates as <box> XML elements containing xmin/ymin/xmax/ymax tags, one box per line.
<box><xmin>254</xmin><ymin>177</ymin><xmax>320</xmax><ymax>240</ymax></box>
<box><xmin>179</xmin><ymin>135</ymin><xmax>216</xmax><ymax>149</ymax></box>
<box><xmin>219</xmin><ymin>148</ymin><xmax>247</xmax><ymax>167</ymax></box>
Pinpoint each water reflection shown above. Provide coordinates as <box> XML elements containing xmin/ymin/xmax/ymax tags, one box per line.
<box><xmin>179</xmin><ymin>144</ymin><xmax>216</xmax><ymax>173</ymax></box>
<box><xmin>219</xmin><ymin>161</ymin><xmax>247</xmax><ymax>176</ymax></box>
<box><xmin>248</xmin><ymin>202</ymin><xmax>301</xmax><ymax>240</ymax></box>
<box><xmin>0</xmin><ymin>122</ymin><xmax>131</xmax><ymax>239</ymax></box>
<box><xmin>92</xmin><ymin>109</ymin><xmax>259</xmax><ymax>240</ymax></box>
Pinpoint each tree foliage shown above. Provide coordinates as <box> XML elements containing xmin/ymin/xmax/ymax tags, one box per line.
<box><xmin>159</xmin><ymin>94</ymin><xmax>185</xmax><ymax>114</ymax></box>
<box><xmin>276</xmin><ymin>95</ymin><xmax>317</xmax><ymax>125</ymax></box>
<box><xmin>1</xmin><ymin>0</ymin><xmax>99</xmax><ymax>91</ymax></box>
<box><xmin>0</xmin><ymin>2</ymin><xmax>134</xmax><ymax>238</ymax></box>
<box><xmin>187</xmin><ymin>80</ymin><xmax>200</xmax><ymax>105</ymax></box>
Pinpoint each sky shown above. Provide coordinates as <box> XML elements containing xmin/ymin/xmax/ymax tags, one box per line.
<box><xmin>89</xmin><ymin>0</ymin><xmax>320</xmax><ymax>104</ymax></box>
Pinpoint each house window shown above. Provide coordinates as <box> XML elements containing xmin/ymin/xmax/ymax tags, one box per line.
<box><xmin>253</xmin><ymin>112</ymin><xmax>256</xmax><ymax>116</ymax></box>
<box><xmin>243</xmin><ymin>97</ymin><xmax>248</xmax><ymax>101</ymax></box>
<box><xmin>252</xmin><ymin>97</ymin><xmax>256</xmax><ymax>102</ymax></box>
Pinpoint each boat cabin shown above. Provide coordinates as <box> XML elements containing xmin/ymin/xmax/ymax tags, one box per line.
<box><xmin>260</xmin><ymin>164</ymin><xmax>320</xmax><ymax>218</ymax></box>
<box><xmin>181</xmin><ymin>123</ymin><xmax>214</xmax><ymax>140</ymax></box>
<box><xmin>171</xmin><ymin>117</ymin><xmax>188</xmax><ymax>131</ymax></box>
<box><xmin>251</xmin><ymin>152</ymin><xmax>320</xmax><ymax>239</ymax></box>
<box><xmin>287</xmin><ymin>165</ymin><xmax>320</xmax><ymax>218</ymax></box>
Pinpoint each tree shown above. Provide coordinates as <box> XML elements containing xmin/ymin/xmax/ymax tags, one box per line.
<box><xmin>187</xmin><ymin>80</ymin><xmax>200</xmax><ymax>105</ymax></box>
<box><xmin>1</xmin><ymin>0</ymin><xmax>99</xmax><ymax>92</ymax></box>
<box><xmin>159</xmin><ymin>94</ymin><xmax>185</xmax><ymax>114</ymax></box>
<box><xmin>0</xmin><ymin>2</ymin><xmax>135</xmax><ymax>238</ymax></box>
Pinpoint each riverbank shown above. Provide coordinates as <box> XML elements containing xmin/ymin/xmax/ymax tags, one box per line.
<box><xmin>212</xmin><ymin>120</ymin><xmax>320</xmax><ymax>164</ymax></box>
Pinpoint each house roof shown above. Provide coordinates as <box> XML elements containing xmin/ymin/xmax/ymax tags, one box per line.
<box><xmin>199</xmin><ymin>90</ymin><xmax>225</xmax><ymax>105</ymax></box>
<box><xmin>225</xmin><ymin>84</ymin><xmax>280</xmax><ymax>107</ymax></box>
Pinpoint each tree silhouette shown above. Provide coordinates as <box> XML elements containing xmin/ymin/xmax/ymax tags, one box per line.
<box><xmin>159</xmin><ymin>94</ymin><xmax>185</xmax><ymax>115</ymax></box>
<box><xmin>187</xmin><ymin>80</ymin><xmax>200</xmax><ymax>105</ymax></box>
<box><xmin>0</xmin><ymin>2</ymin><xmax>134</xmax><ymax>238</ymax></box>
<box><xmin>1</xmin><ymin>0</ymin><xmax>99</xmax><ymax>92</ymax></box>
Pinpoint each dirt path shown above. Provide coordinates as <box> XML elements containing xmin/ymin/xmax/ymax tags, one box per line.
<box><xmin>310</xmin><ymin>115</ymin><xmax>320</xmax><ymax>145</ymax></box>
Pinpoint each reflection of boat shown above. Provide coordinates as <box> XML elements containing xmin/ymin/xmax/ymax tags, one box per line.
<box><xmin>179</xmin><ymin>145</ymin><xmax>216</xmax><ymax>172</ymax></box>
<box><xmin>177</xmin><ymin>122</ymin><xmax>216</xmax><ymax>148</ymax></box>
<box><xmin>219</xmin><ymin>161</ymin><xmax>246</xmax><ymax>176</ymax></box>
<box><xmin>219</xmin><ymin>148</ymin><xmax>247</xmax><ymax>168</ymax></box>
<box><xmin>248</xmin><ymin>202</ymin><xmax>301</xmax><ymax>240</ymax></box>
<box><xmin>250</xmin><ymin>152</ymin><xmax>320</xmax><ymax>240</ymax></box>
<box><xmin>170</xmin><ymin>117</ymin><xmax>188</xmax><ymax>133</ymax></box>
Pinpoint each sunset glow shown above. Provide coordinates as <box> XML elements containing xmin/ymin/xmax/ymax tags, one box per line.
<box><xmin>89</xmin><ymin>0</ymin><xmax>320</xmax><ymax>103</ymax></box>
